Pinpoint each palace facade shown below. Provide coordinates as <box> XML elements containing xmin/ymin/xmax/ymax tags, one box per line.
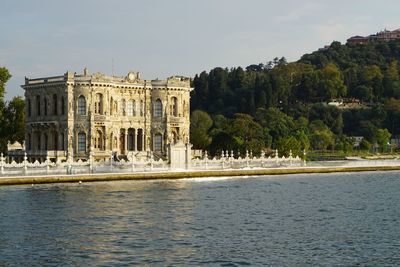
<box><xmin>23</xmin><ymin>69</ymin><xmax>192</xmax><ymax>162</ymax></box>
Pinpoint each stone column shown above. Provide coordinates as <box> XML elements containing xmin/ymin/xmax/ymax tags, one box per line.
<box><xmin>142</xmin><ymin>130</ymin><xmax>145</xmax><ymax>152</ymax></box>
<box><xmin>134</xmin><ymin>128</ymin><xmax>138</xmax><ymax>151</ymax></box>
<box><xmin>124</xmin><ymin>129</ymin><xmax>128</xmax><ymax>154</ymax></box>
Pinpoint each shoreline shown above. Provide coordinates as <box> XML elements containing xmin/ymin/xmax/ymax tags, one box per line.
<box><xmin>1</xmin><ymin>165</ymin><xmax>400</xmax><ymax>186</ymax></box>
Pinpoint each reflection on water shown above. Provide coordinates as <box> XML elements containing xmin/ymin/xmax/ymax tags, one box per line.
<box><xmin>1</xmin><ymin>172</ymin><xmax>400</xmax><ymax>265</ymax></box>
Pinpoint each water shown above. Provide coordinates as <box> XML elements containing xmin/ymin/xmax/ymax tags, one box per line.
<box><xmin>1</xmin><ymin>172</ymin><xmax>400</xmax><ymax>266</ymax></box>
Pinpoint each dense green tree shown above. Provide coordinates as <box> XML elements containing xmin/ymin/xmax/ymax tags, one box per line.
<box><xmin>4</xmin><ymin>97</ymin><xmax>25</xmax><ymax>144</ymax></box>
<box><xmin>275</xmin><ymin>136</ymin><xmax>301</xmax><ymax>157</ymax></box>
<box><xmin>318</xmin><ymin>63</ymin><xmax>347</xmax><ymax>100</ymax></box>
<box><xmin>0</xmin><ymin>67</ymin><xmax>12</xmax><ymax>153</ymax></box>
<box><xmin>226</xmin><ymin>113</ymin><xmax>264</xmax><ymax>155</ymax></box>
<box><xmin>190</xmin><ymin>110</ymin><xmax>213</xmax><ymax>150</ymax></box>
<box><xmin>376</xmin><ymin>128</ymin><xmax>391</xmax><ymax>152</ymax></box>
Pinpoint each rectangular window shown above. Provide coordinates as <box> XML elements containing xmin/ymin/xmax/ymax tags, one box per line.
<box><xmin>154</xmin><ymin>134</ymin><xmax>162</xmax><ymax>151</ymax></box>
<box><xmin>36</xmin><ymin>96</ymin><xmax>41</xmax><ymax>116</ymax></box>
<box><xmin>44</xmin><ymin>98</ymin><xmax>48</xmax><ymax>116</ymax></box>
<box><xmin>53</xmin><ymin>94</ymin><xmax>58</xmax><ymax>115</ymax></box>
<box><xmin>78</xmin><ymin>133</ymin><xmax>86</xmax><ymax>152</ymax></box>
<box><xmin>28</xmin><ymin>99</ymin><xmax>31</xmax><ymax>117</ymax></box>
<box><xmin>127</xmin><ymin>101</ymin><xmax>133</xmax><ymax>116</ymax></box>
<box><xmin>61</xmin><ymin>97</ymin><xmax>65</xmax><ymax>115</ymax></box>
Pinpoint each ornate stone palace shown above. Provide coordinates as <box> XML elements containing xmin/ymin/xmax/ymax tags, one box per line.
<box><xmin>23</xmin><ymin>69</ymin><xmax>192</xmax><ymax>162</ymax></box>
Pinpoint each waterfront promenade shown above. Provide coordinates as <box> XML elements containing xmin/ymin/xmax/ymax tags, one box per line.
<box><xmin>2</xmin><ymin>164</ymin><xmax>400</xmax><ymax>186</ymax></box>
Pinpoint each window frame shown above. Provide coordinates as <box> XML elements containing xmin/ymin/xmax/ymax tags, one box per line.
<box><xmin>77</xmin><ymin>95</ymin><xmax>86</xmax><ymax>115</ymax></box>
<box><xmin>78</xmin><ymin>132</ymin><xmax>86</xmax><ymax>152</ymax></box>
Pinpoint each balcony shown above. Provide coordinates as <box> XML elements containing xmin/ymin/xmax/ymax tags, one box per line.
<box><xmin>27</xmin><ymin>150</ymin><xmax>67</xmax><ymax>157</ymax></box>
<box><xmin>169</xmin><ymin>116</ymin><xmax>185</xmax><ymax>124</ymax></box>
<box><xmin>94</xmin><ymin>114</ymin><xmax>107</xmax><ymax>122</ymax></box>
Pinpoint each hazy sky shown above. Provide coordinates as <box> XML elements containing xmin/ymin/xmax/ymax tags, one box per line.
<box><xmin>1</xmin><ymin>0</ymin><xmax>399</xmax><ymax>100</ymax></box>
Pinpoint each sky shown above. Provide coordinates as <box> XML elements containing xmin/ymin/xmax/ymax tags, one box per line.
<box><xmin>1</xmin><ymin>0</ymin><xmax>400</xmax><ymax>100</ymax></box>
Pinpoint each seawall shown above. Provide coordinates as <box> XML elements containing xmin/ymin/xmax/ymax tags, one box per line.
<box><xmin>1</xmin><ymin>165</ymin><xmax>400</xmax><ymax>186</ymax></box>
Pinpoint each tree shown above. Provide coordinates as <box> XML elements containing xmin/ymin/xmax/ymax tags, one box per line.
<box><xmin>190</xmin><ymin>110</ymin><xmax>213</xmax><ymax>150</ymax></box>
<box><xmin>318</xmin><ymin>63</ymin><xmax>347</xmax><ymax>100</ymax></box>
<box><xmin>310</xmin><ymin>129</ymin><xmax>335</xmax><ymax>150</ymax></box>
<box><xmin>309</xmin><ymin>120</ymin><xmax>335</xmax><ymax>150</ymax></box>
<box><xmin>227</xmin><ymin>113</ymin><xmax>264</xmax><ymax>155</ymax></box>
<box><xmin>0</xmin><ymin>67</ymin><xmax>12</xmax><ymax>153</ymax></box>
<box><xmin>359</xmin><ymin>139</ymin><xmax>372</xmax><ymax>151</ymax></box>
<box><xmin>0</xmin><ymin>67</ymin><xmax>11</xmax><ymax>99</ymax></box>
<box><xmin>4</xmin><ymin>97</ymin><xmax>25</xmax><ymax>144</ymax></box>
<box><xmin>358</xmin><ymin>120</ymin><xmax>378</xmax><ymax>143</ymax></box>
<box><xmin>275</xmin><ymin>136</ymin><xmax>301</xmax><ymax>157</ymax></box>
<box><xmin>255</xmin><ymin>107</ymin><xmax>294</xmax><ymax>145</ymax></box>
<box><xmin>376</xmin><ymin>128</ymin><xmax>391</xmax><ymax>152</ymax></box>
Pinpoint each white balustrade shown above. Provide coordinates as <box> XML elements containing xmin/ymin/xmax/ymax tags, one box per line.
<box><xmin>0</xmin><ymin>149</ymin><xmax>353</xmax><ymax>177</ymax></box>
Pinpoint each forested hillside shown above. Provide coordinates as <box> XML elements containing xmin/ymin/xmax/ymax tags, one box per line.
<box><xmin>0</xmin><ymin>67</ymin><xmax>25</xmax><ymax>153</ymax></box>
<box><xmin>190</xmin><ymin>40</ymin><xmax>400</xmax><ymax>156</ymax></box>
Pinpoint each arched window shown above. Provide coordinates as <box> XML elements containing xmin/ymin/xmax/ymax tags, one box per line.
<box><xmin>171</xmin><ymin>97</ymin><xmax>178</xmax><ymax>117</ymax></box>
<box><xmin>78</xmin><ymin>95</ymin><xmax>86</xmax><ymax>115</ymax></box>
<box><xmin>154</xmin><ymin>133</ymin><xmax>162</xmax><ymax>151</ymax></box>
<box><xmin>78</xmin><ymin>132</ymin><xmax>86</xmax><ymax>152</ymax></box>
<box><xmin>44</xmin><ymin>97</ymin><xmax>48</xmax><ymax>116</ymax></box>
<box><xmin>28</xmin><ymin>99</ymin><xmax>32</xmax><ymax>117</ymax></box>
<box><xmin>121</xmin><ymin>99</ymin><xmax>126</xmax><ymax>116</ymax></box>
<box><xmin>37</xmin><ymin>133</ymin><xmax>41</xmax><ymax>150</ymax></box>
<box><xmin>128</xmin><ymin>128</ymin><xmax>135</xmax><ymax>151</ymax></box>
<box><xmin>95</xmin><ymin>93</ymin><xmax>103</xmax><ymax>114</ymax></box>
<box><xmin>172</xmin><ymin>131</ymin><xmax>178</xmax><ymax>144</ymax></box>
<box><xmin>53</xmin><ymin>94</ymin><xmax>58</xmax><ymax>115</ymax></box>
<box><xmin>61</xmin><ymin>96</ymin><xmax>65</xmax><ymax>115</ymax></box>
<box><xmin>44</xmin><ymin>133</ymin><xmax>48</xmax><ymax>150</ymax></box>
<box><xmin>183</xmin><ymin>100</ymin><xmax>187</xmax><ymax>117</ymax></box>
<box><xmin>94</xmin><ymin>130</ymin><xmax>104</xmax><ymax>150</ymax></box>
<box><xmin>110</xmin><ymin>97</ymin><xmax>114</xmax><ymax>115</ymax></box>
<box><xmin>153</xmin><ymin>99</ymin><xmax>162</xmax><ymax>117</ymax></box>
<box><xmin>127</xmin><ymin>100</ymin><xmax>136</xmax><ymax>116</ymax></box>
<box><xmin>36</xmin><ymin>95</ymin><xmax>41</xmax><ymax>116</ymax></box>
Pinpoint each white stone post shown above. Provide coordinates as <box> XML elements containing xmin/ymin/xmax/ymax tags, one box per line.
<box><xmin>275</xmin><ymin>149</ymin><xmax>279</xmax><ymax>166</ymax></box>
<box><xmin>0</xmin><ymin>153</ymin><xmax>4</xmax><ymax>175</ymax></box>
<box><xmin>261</xmin><ymin>151</ymin><xmax>265</xmax><ymax>167</ymax></box>
<box><xmin>149</xmin><ymin>152</ymin><xmax>154</xmax><ymax>171</ymax></box>
<box><xmin>130</xmin><ymin>153</ymin><xmax>135</xmax><ymax>172</ymax></box>
<box><xmin>204</xmin><ymin>151</ymin><xmax>208</xmax><ymax>170</ymax></box>
<box><xmin>230</xmin><ymin>150</ymin><xmax>234</xmax><ymax>168</ymax></box>
<box><xmin>67</xmin><ymin>153</ymin><xmax>73</xmax><ymax>174</ymax></box>
<box><xmin>23</xmin><ymin>152</ymin><xmax>28</xmax><ymax>174</ymax></box>
<box><xmin>303</xmin><ymin>149</ymin><xmax>307</xmax><ymax>167</ymax></box>
<box><xmin>45</xmin><ymin>155</ymin><xmax>50</xmax><ymax>174</ymax></box>
<box><xmin>185</xmin><ymin>143</ymin><xmax>192</xmax><ymax>170</ymax></box>
<box><xmin>89</xmin><ymin>151</ymin><xmax>93</xmax><ymax>173</ymax></box>
<box><xmin>289</xmin><ymin>150</ymin><xmax>293</xmax><ymax>166</ymax></box>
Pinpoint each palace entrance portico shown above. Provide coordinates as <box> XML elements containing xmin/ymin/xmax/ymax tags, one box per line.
<box><xmin>117</xmin><ymin>128</ymin><xmax>145</xmax><ymax>157</ymax></box>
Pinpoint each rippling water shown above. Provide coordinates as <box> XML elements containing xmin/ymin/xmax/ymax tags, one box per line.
<box><xmin>1</xmin><ymin>172</ymin><xmax>400</xmax><ymax>266</ymax></box>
